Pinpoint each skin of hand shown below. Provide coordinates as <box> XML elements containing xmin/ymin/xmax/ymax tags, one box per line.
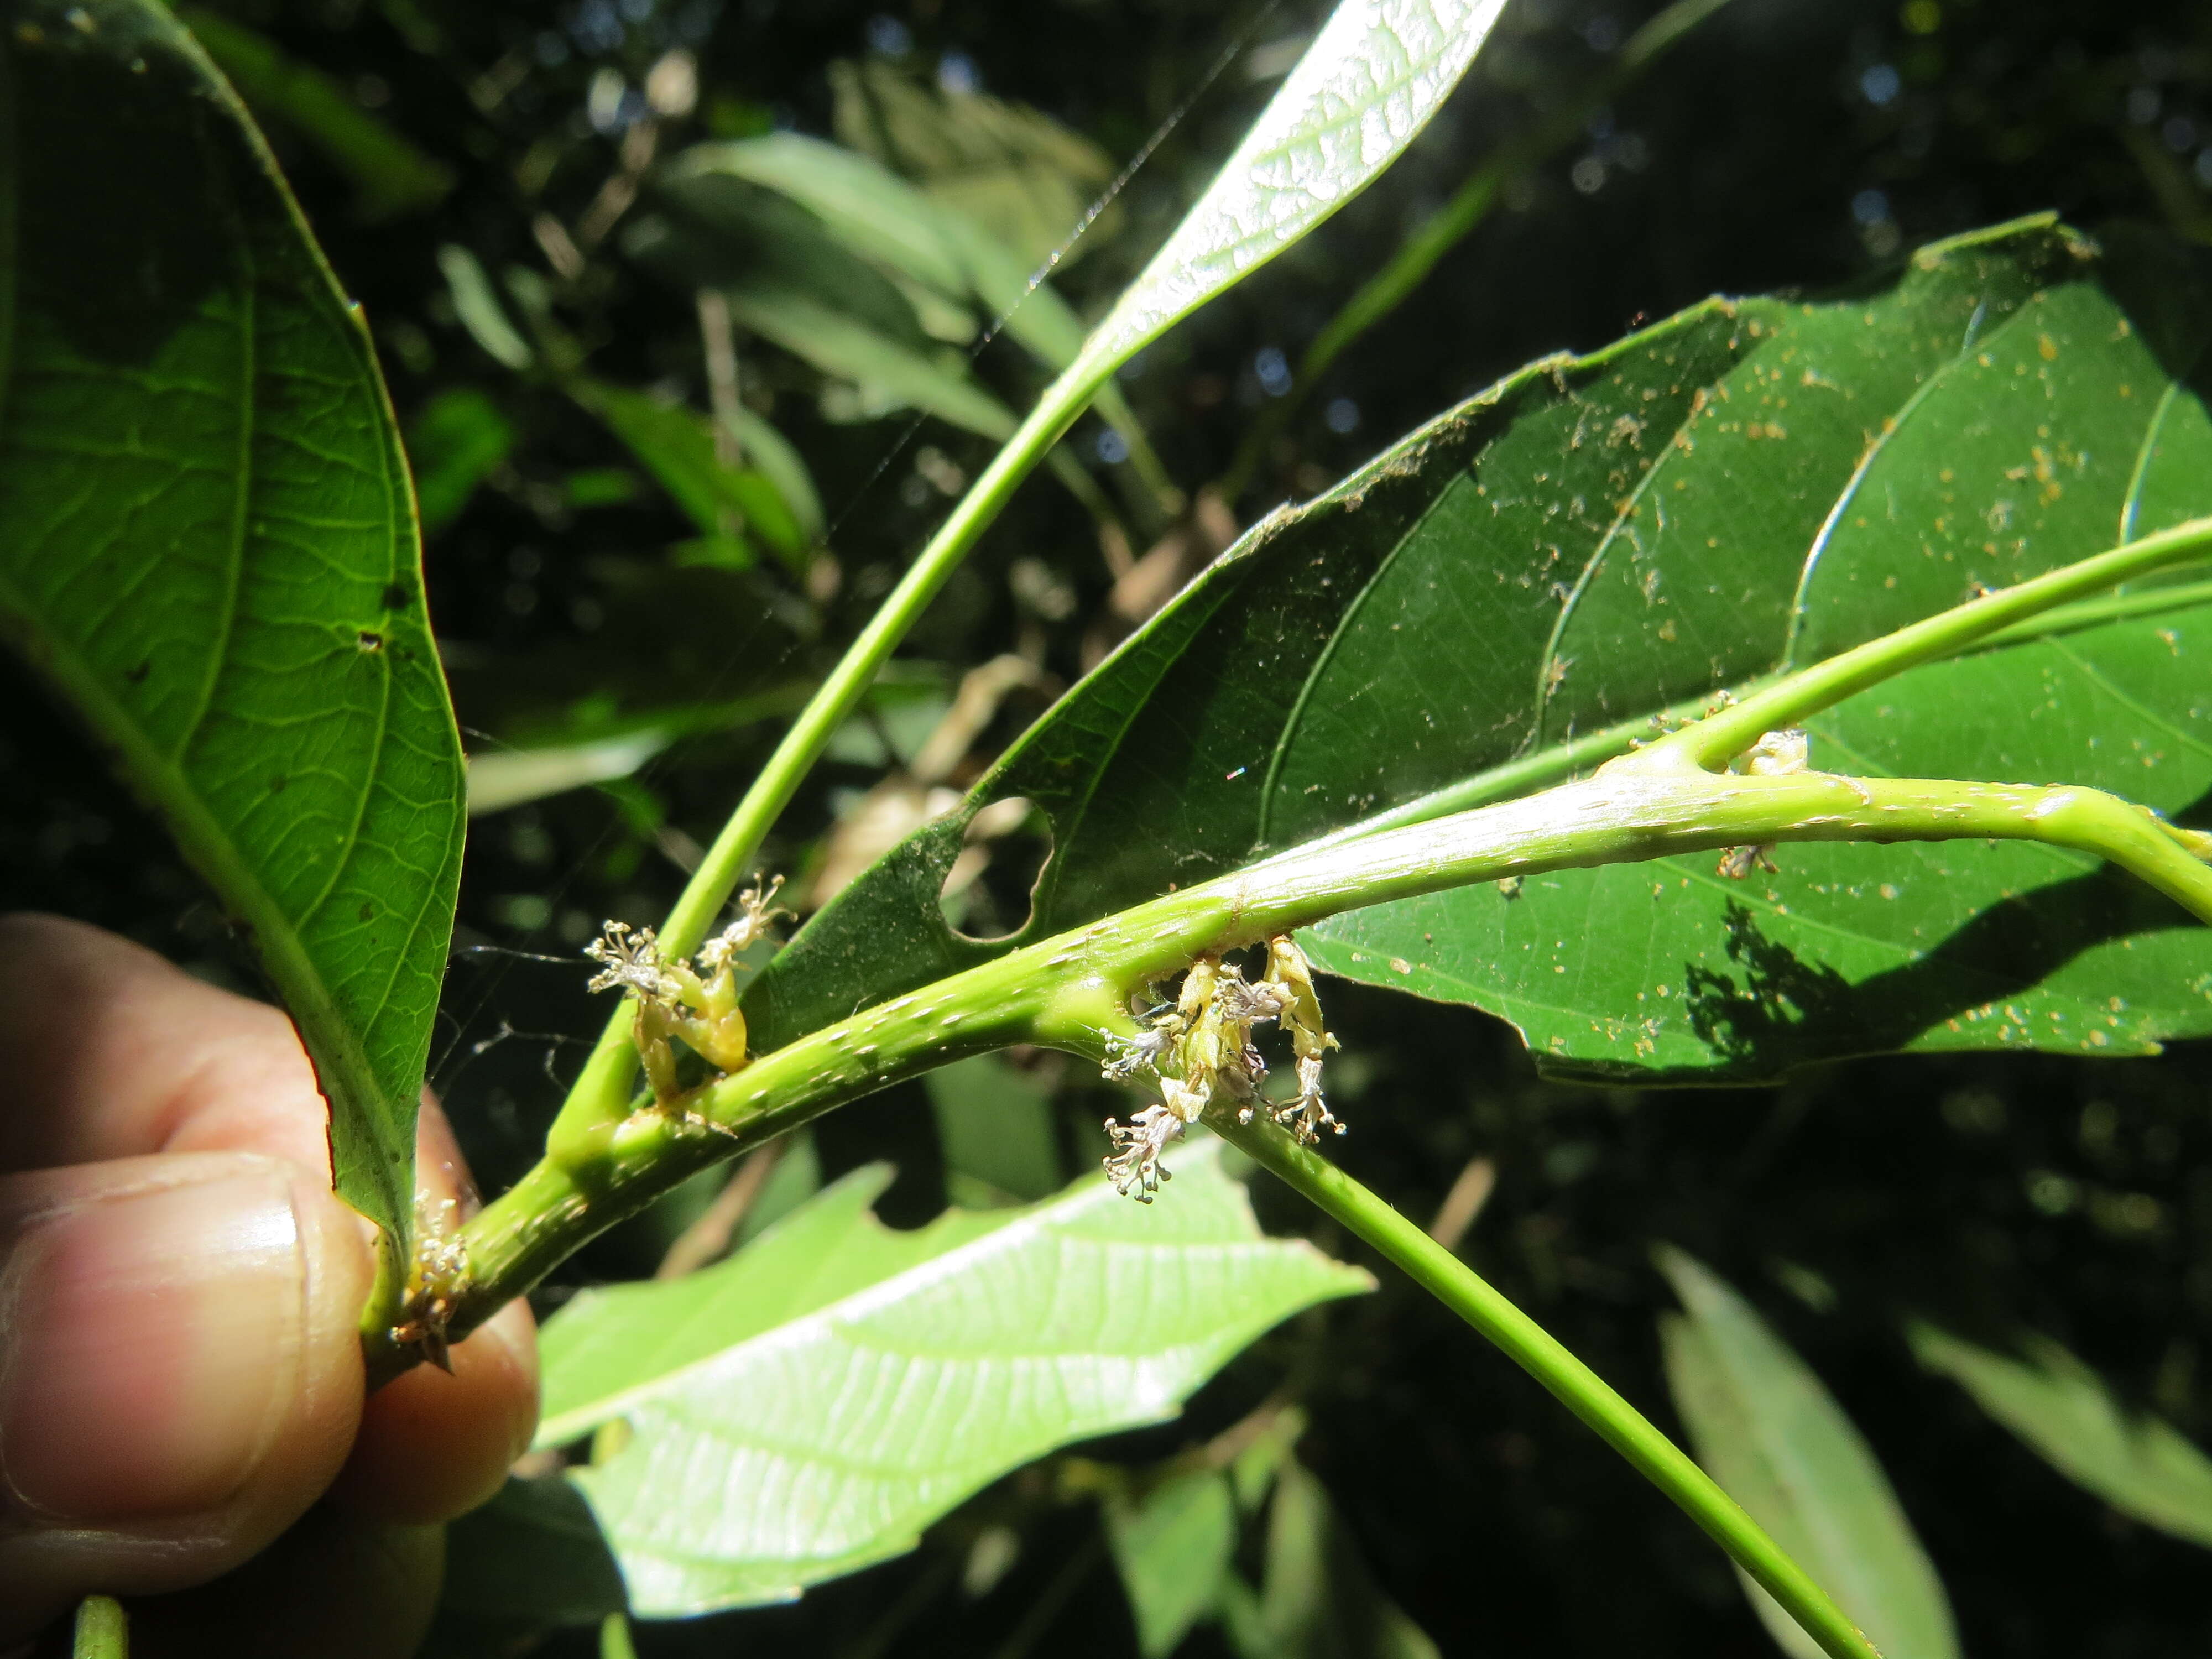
<box><xmin>0</xmin><ymin>915</ymin><xmax>540</xmax><ymax>1655</ymax></box>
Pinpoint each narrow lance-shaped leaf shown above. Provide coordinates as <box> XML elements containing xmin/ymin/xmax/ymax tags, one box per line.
<box><xmin>0</xmin><ymin>0</ymin><xmax>465</xmax><ymax>1248</ymax></box>
<box><xmin>1075</xmin><ymin>0</ymin><xmax>1512</xmax><ymax>373</ymax></box>
<box><xmin>533</xmin><ymin>1142</ymin><xmax>1373</xmax><ymax>1616</ymax></box>
<box><xmin>1909</xmin><ymin>1321</ymin><xmax>2212</xmax><ymax>1549</ymax></box>
<box><xmin>1657</xmin><ymin>1250</ymin><xmax>1958</xmax><ymax>1659</ymax></box>
<box><xmin>741</xmin><ymin>218</ymin><xmax>2212</xmax><ymax>1082</ymax></box>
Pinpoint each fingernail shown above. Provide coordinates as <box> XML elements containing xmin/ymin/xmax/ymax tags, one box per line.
<box><xmin>0</xmin><ymin>1156</ymin><xmax>305</xmax><ymax>1524</ymax></box>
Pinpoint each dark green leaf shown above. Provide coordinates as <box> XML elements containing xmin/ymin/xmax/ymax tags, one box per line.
<box><xmin>440</xmin><ymin>1475</ymin><xmax>629</xmax><ymax>1625</ymax></box>
<box><xmin>532</xmin><ymin>1144</ymin><xmax>1371</xmax><ymax>1615</ymax></box>
<box><xmin>743</xmin><ymin>218</ymin><xmax>2212</xmax><ymax>1081</ymax></box>
<box><xmin>571</xmin><ymin>379</ymin><xmax>804</xmax><ymax>566</ymax></box>
<box><xmin>178</xmin><ymin>6</ymin><xmax>452</xmax><ymax>221</ymax></box>
<box><xmin>406</xmin><ymin>388</ymin><xmax>514</xmax><ymax>535</ymax></box>
<box><xmin>0</xmin><ymin>0</ymin><xmax>465</xmax><ymax>1245</ymax></box>
<box><xmin>1908</xmin><ymin>1322</ymin><xmax>2212</xmax><ymax>1548</ymax></box>
<box><xmin>926</xmin><ymin>1053</ymin><xmax>1063</xmax><ymax>1206</ymax></box>
<box><xmin>1229</xmin><ymin>1456</ymin><xmax>1439</xmax><ymax>1659</ymax></box>
<box><xmin>1657</xmin><ymin>1250</ymin><xmax>1957</xmax><ymax>1659</ymax></box>
<box><xmin>828</xmin><ymin>56</ymin><xmax>1121</xmax><ymax>274</ymax></box>
<box><xmin>1105</xmin><ymin>1469</ymin><xmax>1239</xmax><ymax>1659</ymax></box>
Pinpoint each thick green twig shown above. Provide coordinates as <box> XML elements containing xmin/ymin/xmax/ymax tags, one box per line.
<box><xmin>400</xmin><ymin>760</ymin><xmax>2212</xmax><ymax>1382</ymax></box>
<box><xmin>1634</xmin><ymin>514</ymin><xmax>2212</xmax><ymax>774</ymax></box>
<box><xmin>1212</xmin><ymin>1112</ymin><xmax>1881</xmax><ymax>1659</ymax></box>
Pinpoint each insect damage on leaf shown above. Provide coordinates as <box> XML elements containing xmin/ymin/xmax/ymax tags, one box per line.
<box><xmin>1102</xmin><ymin>936</ymin><xmax>1343</xmax><ymax>1200</ymax></box>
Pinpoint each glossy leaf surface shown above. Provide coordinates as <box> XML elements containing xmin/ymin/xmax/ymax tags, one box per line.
<box><xmin>534</xmin><ymin>1143</ymin><xmax>1371</xmax><ymax>1615</ymax></box>
<box><xmin>1910</xmin><ymin>1322</ymin><xmax>2212</xmax><ymax>1548</ymax></box>
<box><xmin>0</xmin><ymin>0</ymin><xmax>463</xmax><ymax>1244</ymax></box>
<box><xmin>1658</xmin><ymin>1250</ymin><xmax>1957</xmax><ymax>1659</ymax></box>
<box><xmin>745</xmin><ymin>219</ymin><xmax>2212</xmax><ymax>1081</ymax></box>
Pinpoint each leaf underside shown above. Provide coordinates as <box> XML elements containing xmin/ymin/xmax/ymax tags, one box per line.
<box><xmin>747</xmin><ymin>217</ymin><xmax>2212</xmax><ymax>1082</ymax></box>
<box><xmin>0</xmin><ymin>2</ymin><xmax>463</xmax><ymax>1243</ymax></box>
<box><xmin>534</xmin><ymin>1142</ymin><xmax>1371</xmax><ymax>1617</ymax></box>
<box><xmin>1909</xmin><ymin>1322</ymin><xmax>2212</xmax><ymax>1550</ymax></box>
<box><xmin>1658</xmin><ymin>1250</ymin><xmax>1959</xmax><ymax>1659</ymax></box>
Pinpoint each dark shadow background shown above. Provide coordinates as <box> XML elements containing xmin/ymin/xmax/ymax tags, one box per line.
<box><xmin>7</xmin><ymin>0</ymin><xmax>2212</xmax><ymax>1653</ymax></box>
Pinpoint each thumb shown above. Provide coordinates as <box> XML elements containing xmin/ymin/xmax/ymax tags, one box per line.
<box><xmin>0</xmin><ymin>1150</ymin><xmax>373</xmax><ymax>1643</ymax></box>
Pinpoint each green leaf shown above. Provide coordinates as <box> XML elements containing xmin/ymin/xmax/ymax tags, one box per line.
<box><xmin>407</xmin><ymin>388</ymin><xmax>515</xmax><ymax>536</ymax></box>
<box><xmin>719</xmin><ymin>282</ymin><xmax>1022</xmax><ymax>445</ymax></box>
<box><xmin>828</xmin><ymin>57</ymin><xmax>1120</xmax><ymax>274</ymax></box>
<box><xmin>533</xmin><ymin>1141</ymin><xmax>1371</xmax><ymax>1616</ymax></box>
<box><xmin>724</xmin><ymin>403</ymin><xmax>825</xmax><ymax>545</ymax></box>
<box><xmin>661</xmin><ymin>132</ymin><xmax>1081</xmax><ymax>384</ymax></box>
<box><xmin>1105</xmin><ymin>1469</ymin><xmax>1239</xmax><ymax>1659</ymax></box>
<box><xmin>659</xmin><ymin>132</ymin><xmax>1171</xmax><ymax>504</ymax></box>
<box><xmin>1908</xmin><ymin>1321</ymin><xmax>2212</xmax><ymax>1548</ymax></box>
<box><xmin>1657</xmin><ymin>1250</ymin><xmax>1957</xmax><ymax>1659</ymax></box>
<box><xmin>1229</xmin><ymin>1456</ymin><xmax>1440</xmax><ymax>1659</ymax></box>
<box><xmin>0</xmin><ymin>0</ymin><xmax>465</xmax><ymax>1248</ymax></box>
<box><xmin>742</xmin><ymin>218</ymin><xmax>2212</xmax><ymax>1081</ymax></box>
<box><xmin>437</xmin><ymin>244</ymin><xmax>535</xmax><ymax>371</ymax></box>
<box><xmin>925</xmin><ymin>1052</ymin><xmax>1063</xmax><ymax>1206</ymax></box>
<box><xmin>440</xmin><ymin>1475</ymin><xmax>629</xmax><ymax>1626</ymax></box>
<box><xmin>466</xmin><ymin>729</ymin><xmax>673</xmax><ymax>817</ymax></box>
<box><xmin>177</xmin><ymin>7</ymin><xmax>451</xmax><ymax>221</ymax></box>
<box><xmin>1082</xmin><ymin>0</ymin><xmax>1512</xmax><ymax>369</ymax></box>
<box><xmin>570</xmin><ymin>379</ymin><xmax>802</xmax><ymax>564</ymax></box>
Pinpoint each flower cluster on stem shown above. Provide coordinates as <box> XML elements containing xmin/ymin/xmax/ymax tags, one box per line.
<box><xmin>1102</xmin><ymin>936</ymin><xmax>1342</xmax><ymax>1200</ymax></box>
<box><xmin>583</xmin><ymin>878</ymin><xmax>790</xmax><ymax>1108</ymax></box>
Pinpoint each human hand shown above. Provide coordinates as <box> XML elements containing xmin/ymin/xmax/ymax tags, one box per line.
<box><xmin>0</xmin><ymin>915</ymin><xmax>539</xmax><ymax>1654</ymax></box>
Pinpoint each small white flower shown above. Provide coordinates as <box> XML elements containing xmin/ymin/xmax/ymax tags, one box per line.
<box><xmin>584</xmin><ymin>920</ymin><xmax>682</xmax><ymax>1003</ymax></box>
<box><xmin>1103</xmin><ymin>1104</ymin><xmax>1185</xmax><ymax>1202</ymax></box>
<box><xmin>1271</xmin><ymin>1053</ymin><xmax>1343</xmax><ymax>1144</ymax></box>
<box><xmin>697</xmin><ymin>876</ymin><xmax>791</xmax><ymax>972</ymax></box>
<box><xmin>1101</xmin><ymin>1024</ymin><xmax>1173</xmax><ymax>1081</ymax></box>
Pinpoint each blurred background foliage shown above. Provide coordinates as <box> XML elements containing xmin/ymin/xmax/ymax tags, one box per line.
<box><xmin>10</xmin><ymin>0</ymin><xmax>2212</xmax><ymax>1652</ymax></box>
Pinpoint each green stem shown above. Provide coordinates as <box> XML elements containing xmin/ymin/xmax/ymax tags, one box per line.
<box><xmin>1220</xmin><ymin>0</ymin><xmax>1738</xmax><ymax>502</ymax></box>
<box><xmin>543</xmin><ymin>353</ymin><xmax>1116</xmax><ymax>1160</ymax></box>
<box><xmin>1213</xmin><ymin>1113</ymin><xmax>1881</xmax><ymax>1659</ymax></box>
<box><xmin>1638</xmin><ymin>514</ymin><xmax>2212</xmax><ymax>773</ymax></box>
<box><xmin>408</xmin><ymin>763</ymin><xmax>2211</xmax><ymax>1380</ymax></box>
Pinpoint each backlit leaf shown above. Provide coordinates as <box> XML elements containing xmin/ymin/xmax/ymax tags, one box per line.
<box><xmin>1909</xmin><ymin>1322</ymin><xmax>2212</xmax><ymax>1549</ymax></box>
<box><xmin>1658</xmin><ymin>1250</ymin><xmax>1957</xmax><ymax>1659</ymax></box>
<box><xmin>534</xmin><ymin>1142</ymin><xmax>1371</xmax><ymax>1615</ymax></box>
<box><xmin>0</xmin><ymin>0</ymin><xmax>465</xmax><ymax>1245</ymax></box>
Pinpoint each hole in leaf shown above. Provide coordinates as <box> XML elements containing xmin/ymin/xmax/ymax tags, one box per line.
<box><xmin>938</xmin><ymin>797</ymin><xmax>1050</xmax><ymax>943</ymax></box>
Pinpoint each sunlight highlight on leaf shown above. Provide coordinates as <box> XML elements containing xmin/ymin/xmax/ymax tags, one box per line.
<box><xmin>534</xmin><ymin>1142</ymin><xmax>1371</xmax><ymax>1615</ymax></box>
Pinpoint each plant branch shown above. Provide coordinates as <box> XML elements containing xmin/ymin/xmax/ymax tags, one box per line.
<box><xmin>1633</xmin><ymin>514</ymin><xmax>2212</xmax><ymax>773</ymax></box>
<box><xmin>410</xmin><ymin>760</ymin><xmax>2212</xmax><ymax>1380</ymax></box>
<box><xmin>543</xmin><ymin>354</ymin><xmax>1116</xmax><ymax>1162</ymax></box>
<box><xmin>1212</xmin><ymin>1111</ymin><xmax>1880</xmax><ymax>1659</ymax></box>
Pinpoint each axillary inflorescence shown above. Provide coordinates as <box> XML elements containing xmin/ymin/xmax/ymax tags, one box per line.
<box><xmin>1099</xmin><ymin>936</ymin><xmax>1342</xmax><ymax>1201</ymax></box>
<box><xmin>583</xmin><ymin>877</ymin><xmax>792</xmax><ymax>1110</ymax></box>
